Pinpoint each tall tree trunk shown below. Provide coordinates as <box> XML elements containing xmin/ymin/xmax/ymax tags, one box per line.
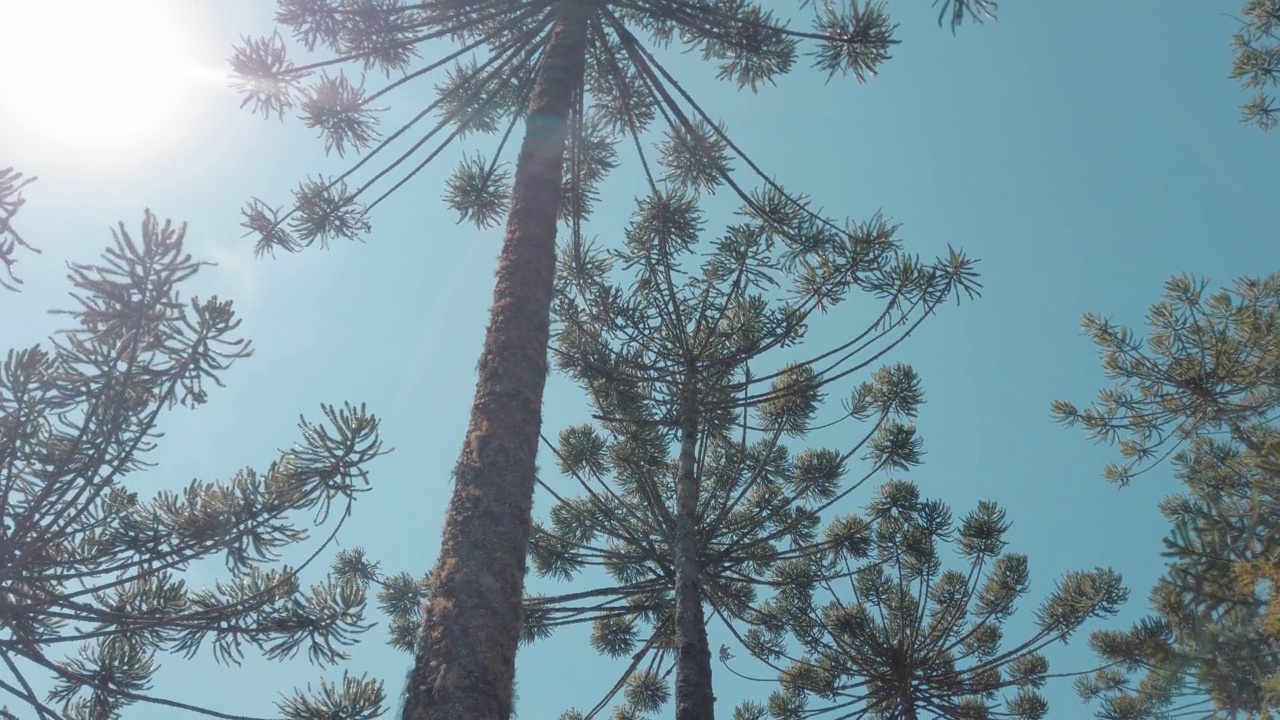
<box><xmin>400</xmin><ymin>11</ymin><xmax>588</xmax><ymax>720</ymax></box>
<box><xmin>673</xmin><ymin>390</ymin><xmax>716</xmax><ymax>720</ymax></box>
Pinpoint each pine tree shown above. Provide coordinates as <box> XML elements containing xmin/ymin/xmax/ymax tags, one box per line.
<box><xmin>1231</xmin><ymin>0</ymin><xmax>1280</xmax><ymax>132</ymax></box>
<box><xmin>229</xmin><ymin>2</ymin><xmax>999</xmax><ymax>718</ymax></box>
<box><xmin>1053</xmin><ymin>273</ymin><xmax>1280</xmax><ymax>718</ymax></box>
<box><xmin>746</xmin><ymin>479</ymin><xmax>1127</xmax><ymax>720</ymax></box>
<box><xmin>519</xmin><ymin>183</ymin><xmax>981</xmax><ymax>719</ymax></box>
<box><xmin>0</xmin><ymin>212</ymin><xmax>389</xmax><ymax>719</ymax></box>
<box><xmin>0</xmin><ymin>167</ymin><xmax>37</xmax><ymax>292</ymax></box>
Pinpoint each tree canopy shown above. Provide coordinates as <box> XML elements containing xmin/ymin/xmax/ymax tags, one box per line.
<box><xmin>230</xmin><ymin>0</ymin><xmax>997</xmax><ymax>252</ymax></box>
<box><xmin>0</xmin><ymin>213</ymin><xmax>390</xmax><ymax>719</ymax></box>
<box><xmin>742</xmin><ymin>481</ymin><xmax>1127</xmax><ymax>720</ymax></box>
<box><xmin>528</xmin><ymin>183</ymin><xmax>978</xmax><ymax>718</ymax></box>
<box><xmin>1231</xmin><ymin>0</ymin><xmax>1280</xmax><ymax>132</ymax></box>
<box><xmin>522</xmin><ymin>186</ymin><xmax>1122</xmax><ymax>719</ymax></box>
<box><xmin>1054</xmin><ymin>273</ymin><xmax>1280</xmax><ymax>718</ymax></box>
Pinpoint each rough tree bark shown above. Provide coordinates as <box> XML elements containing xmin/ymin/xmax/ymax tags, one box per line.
<box><xmin>673</xmin><ymin>388</ymin><xmax>716</xmax><ymax>720</ymax></box>
<box><xmin>400</xmin><ymin>10</ymin><xmax>589</xmax><ymax>720</ymax></box>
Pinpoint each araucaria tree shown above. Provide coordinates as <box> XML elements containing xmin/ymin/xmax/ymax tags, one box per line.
<box><xmin>527</xmin><ymin>188</ymin><xmax>1122</xmax><ymax>719</ymax></box>
<box><xmin>0</xmin><ymin>213</ymin><xmax>389</xmax><ymax>719</ymax></box>
<box><xmin>230</xmin><ymin>1</ymin><xmax>999</xmax><ymax>718</ymax></box>
<box><xmin>1053</xmin><ymin>273</ymin><xmax>1280</xmax><ymax>718</ymax></box>
<box><xmin>522</xmin><ymin>182</ymin><xmax>982</xmax><ymax>719</ymax></box>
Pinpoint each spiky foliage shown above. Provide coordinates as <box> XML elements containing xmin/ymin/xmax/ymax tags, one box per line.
<box><xmin>1231</xmin><ymin>0</ymin><xmax>1280</xmax><ymax>132</ymax></box>
<box><xmin>0</xmin><ymin>213</ymin><xmax>389</xmax><ymax>719</ymax></box>
<box><xmin>1053</xmin><ymin>273</ymin><xmax>1280</xmax><ymax>718</ymax></box>
<box><xmin>743</xmin><ymin>479</ymin><xmax>1127</xmax><ymax>720</ymax></box>
<box><xmin>329</xmin><ymin>548</ymin><xmax>436</xmax><ymax>657</ymax></box>
<box><xmin>231</xmin><ymin>0</ymin><xmax>997</xmax><ymax>252</ymax></box>
<box><xmin>523</xmin><ymin>185</ymin><xmax>982</xmax><ymax>719</ymax></box>
<box><xmin>0</xmin><ymin>167</ymin><xmax>38</xmax><ymax>292</ymax></box>
<box><xmin>231</xmin><ymin>3</ymin><xmax>999</xmax><ymax>719</ymax></box>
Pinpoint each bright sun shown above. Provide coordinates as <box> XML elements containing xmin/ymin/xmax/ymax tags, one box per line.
<box><xmin>0</xmin><ymin>0</ymin><xmax>218</xmax><ymax>172</ymax></box>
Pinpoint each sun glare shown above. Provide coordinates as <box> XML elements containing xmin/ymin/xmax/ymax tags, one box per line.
<box><xmin>0</xmin><ymin>0</ymin><xmax>220</xmax><ymax>173</ymax></box>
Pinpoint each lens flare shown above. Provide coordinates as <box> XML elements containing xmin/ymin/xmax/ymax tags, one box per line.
<box><xmin>0</xmin><ymin>0</ymin><xmax>220</xmax><ymax>173</ymax></box>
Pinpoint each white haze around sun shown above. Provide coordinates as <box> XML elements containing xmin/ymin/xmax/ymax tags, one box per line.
<box><xmin>0</xmin><ymin>0</ymin><xmax>227</xmax><ymax>175</ymax></box>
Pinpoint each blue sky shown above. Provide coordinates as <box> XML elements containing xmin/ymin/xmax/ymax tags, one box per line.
<box><xmin>2</xmin><ymin>0</ymin><xmax>1277</xmax><ymax>717</ymax></box>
